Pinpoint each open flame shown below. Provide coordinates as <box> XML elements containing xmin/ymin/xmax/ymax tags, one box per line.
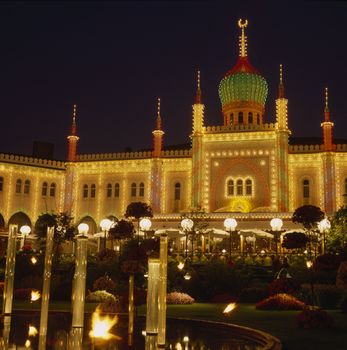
<box><xmin>30</xmin><ymin>290</ymin><xmax>41</xmax><ymax>302</ymax></box>
<box><xmin>28</xmin><ymin>325</ymin><xmax>38</xmax><ymax>337</ymax></box>
<box><xmin>223</xmin><ymin>302</ymin><xmax>237</xmax><ymax>314</ymax></box>
<box><xmin>89</xmin><ymin>306</ymin><xmax>121</xmax><ymax>341</ymax></box>
<box><xmin>177</xmin><ymin>261</ymin><xmax>185</xmax><ymax>270</ymax></box>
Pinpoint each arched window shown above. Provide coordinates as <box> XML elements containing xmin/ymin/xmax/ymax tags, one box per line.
<box><xmin>24</xmin><ymin>180</ymin><xmax>30</xmax><ymax>194</ymax></box>
<box><xmin>0</xmin><ymin>176</ymin><xmax>3</xmax><ymax>192</ymax></box>
<box><xmin>139</xmin><ymin>182</ymin><xmax>145</xmax><ymax>197</ymax></box>
<box><xmin>106</xmin><ymin>183</ymin><xmax>112</xmax><ymax>198</ymax></box>
<box><xmin>42</xmin><ymin>182</ymin><xmax>48</xmax><ymax>196</ymax></box>
<box><xmin>230</xmin><ymin>113</ymin><xmax>234</xmax><ymax>125</ymax></box>
<box><xmin>245</xmin><ymin>179</ymin><xmax>252</xmax><ymax>195</ymax></box>
<box><xmin>238</xmin><ymin>112</ymin><xmax>243</xmax><ymax>124</ymax></box>
<box><xmin>237</xmin><ymin>179</ymin><xmax>243</xmax><ymax>195</ymax></box>
<box><xmin>16</xmin><ymin>179</ymin><xmax>22</xmax><ymax>193</ymax></box>
<box><xmin>114</xmin><ymin>183</ymin><xmax>120</xmax><ymax>198</ymax></box>
<box><xmin>50</xmin><ymin>183</ymin><xmax>56</xmax><ymax>197</ymax></box>
<box><xmin>227</xmin><ymin>179</ymin><xmax>234</xmax><ymax>196</ymax></box>
<box><xmin>303</xmin><ymin>179</ymin><xmax>310</xmax><ymax>198</ymax></box>
<box><xmin>90</xmin><ymin>184</ymin><xmax>96</xmax><ymax>198</ymax></box>
<box><xmin>256</xmin><ymin>114</ymin><xmax>260</xmax><ymax>124</ymax></box>
<box><xmin>83</xmin><ymin>184</ymin><xmax>88</xmax><ymax>198</ymax></box>
<box><xmin>174</xmin><ymin>182</ymin><xmax>181</xmax><ymax>200</ymax></box>
<box><xmin>248</xmin><ymin>112</ymin><xmax>253</xmax><ymax>124</ymax></box>
<box><xmin>131</xmin><ymin>183</ymin><xmax>137</xmax><ymax>197</ymax></box>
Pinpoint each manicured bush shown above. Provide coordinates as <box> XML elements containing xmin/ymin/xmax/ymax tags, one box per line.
<box><xmin>269</xmin><ymin>277</ymin><xmax>300</xmax><ymax>296</ymax></box>
<box><xmin>86</xmin><ymin>290</ymin><xmax>118</xmax><ymax>303</ymax></box>
<box><xmin>167</xmin><ymin>292</ymin><xmax>195</xmax><ymax>305</ymax></box>
<box><xmin>301</xmin><ymin>284</ymin><xmax>346</xmax><ymax>309</ymax></box>
<box><xmin>296</xmin><ymin>308</ymin><xmax>333</xmax><ymax>329</ymax></box>
<box><xmin>315</xmin><ymin>254</ymin><xmax>341</xmax><ymax>271</ymax></box>
<box><xmin>239</xmin><ymin>286</ymin><xmax>269</xmax><ymax>303</ymax></box>
<box><xmin>256</xmin><ymin>293</ymin><xmax>306</xmax><ymax>310</ymax></box>
<box><xmin>92</xmin><ymin>275</ymin><xmax>116</xmax><ymax>293</ymax></box>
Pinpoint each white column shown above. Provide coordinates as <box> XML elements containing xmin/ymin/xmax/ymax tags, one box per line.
<box><xmin>128</xmin><ymin>274</ymin><xmax>134</xmax><ymax>339</ymax></box>
<box><xmin>2</xmin><ymin>224</ymin><xmax>18</xmax><ymax>316</ymax></box>
<box><xmin>39</xmin><ymin>227</ymin><xmax>54</xmax><ymax>348</ymax></box>
<box><xmin>146</xmin><ymin>257</ymin><xmax>160</xmax><ymax>335</ymax></box>
<box><xmin>71</xmin><ymin>236</ymin><xmax>88</xmax><ymax>328</ymax></box>
<box><xmin>68</xmin><ymin>327</ymin><xmax>83</xmax><ymax>350</ymax></box>
<box><xmin>157</xmin><ymin>234</ymin><xmax>168</xmax><ymax>346</ymax></box>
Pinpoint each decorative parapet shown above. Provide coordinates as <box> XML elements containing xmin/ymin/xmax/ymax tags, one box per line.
<box><xmin>77</xmin><ymin>149</ymin><xmax>191</xmax><ymax>161</ymax></box>
<box><xmin>204</xmin><ymin>123</ymin><xmax>276</xmax><ymax>133</ymax></box>
<box><xmin>336</xmin><ymin>144</ymin><xmax>347</xmax><ymax>151</ymax></box>
<box><xmin>289</xmin><ymin>144</ymin><xmax>323</xmax><ymax>153</ymax></box>
<box><xmin>161</xmin><ymin>149</ymin><xmax>191</xmax><ymax>158</ymax></box>
<box><xmin>0</xmin><ymin>153</ymin><xmax>65</xmax><ymax>169</ymax></box>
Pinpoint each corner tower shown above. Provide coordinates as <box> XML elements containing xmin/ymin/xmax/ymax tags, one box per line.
<box><xmin>218</xmin><ymin>19</ymin><xmax>268</xmax><ymax>126</ymax></box>
<box><xmin>67</xmin><ymin>104</ymin><xmax>79</xmax><ymax>162</ymax></box>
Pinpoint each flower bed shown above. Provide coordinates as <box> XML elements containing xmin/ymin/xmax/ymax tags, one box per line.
<box><xmin>167</xmin><ymin>292</ymin><xmax>195</xmax><ymax>305</ymax></box>
<box><xmin>256</xmin><ymin>293</ymin><xmax>306</xmax><ymax>310</ymax></box>
<box><xmin>296</xmin><ymin>308</ymin><xmax>334</xmax><ymax>329</ymax></box>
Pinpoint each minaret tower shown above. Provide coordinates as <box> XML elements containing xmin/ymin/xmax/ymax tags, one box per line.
<box><xmin>275</xmin><ymin>65</ymin><xmax>290</xmax><ymax>212</ymax></box>
<box><xmin>151</xmin><ymin>98</ymin><xmax>164</xmax><ymax>214</ymax></box>
<box><xmin>67</xmin><ymin>104</ymin><xmax>79</xmax><ymax>162</ymax></box>
<box><xmin>152</xmin><ymin>98</ymin><xmax>164</xmax><ymax>157</ymax></box>
<box><xmin>321</xmin><ymin>87</ymin><xmax>335</xmax><ymax>151</ymax></box>
<box><xmin>191</xmin><ymin>70</ymin><xmax>205</xmax><ymax>210</ymax></box>
<box><xmin>321</xmin><ymin>87</ymin><xmax>336</xmax><ymax>214</ymax></box>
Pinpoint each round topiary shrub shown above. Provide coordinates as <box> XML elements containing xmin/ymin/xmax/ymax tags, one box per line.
<box><xmin>166</xmin><ymin>292</ymin><xmax>195</xmax><ymax>305</ymax></box>
<box><xmin>296</xmin><ymin>308</ymin><xmax>333</xmax><ymax>329</ymax></box>
<box><xmin>92</xmin><ymin>275</ymin><xmax>116</xmax><ymax>294</ymax></box>
<box><xmin>86</xmin><ymin>290</ymin><xmax>118</xmax><ymax>303</ymax></box>
<box><xmin>256</xmin><ymin>293</ymin><xmax>306</xmax><ymax>310</ymax></box>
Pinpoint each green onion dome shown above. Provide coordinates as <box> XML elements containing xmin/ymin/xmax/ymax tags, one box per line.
<box><xmin>218</xmin><ymin>56</ymin><xmax>268</xmax><ymax>125</ymax></box>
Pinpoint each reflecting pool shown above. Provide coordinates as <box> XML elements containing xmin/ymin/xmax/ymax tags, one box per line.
<box><xmin>1</xmin><ymin>312</ymin><xmax>264</xmax><ymax>349</ymax></box>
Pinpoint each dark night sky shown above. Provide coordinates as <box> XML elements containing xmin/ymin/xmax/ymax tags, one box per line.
<box><xmin>1</xmin><ymin>1</ymin><xmax>347</xmax><ymax>160</ymax></box>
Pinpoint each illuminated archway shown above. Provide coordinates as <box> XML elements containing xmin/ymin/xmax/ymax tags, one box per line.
<box><xmin>8</xmin><ymin>212</ymin><xmax>32</xmax><ymax>229</ymax></box>
<box><xmin>78</xmin><ymin>215</ymin><xmax>97</xmax><ymax>234</ymax></box>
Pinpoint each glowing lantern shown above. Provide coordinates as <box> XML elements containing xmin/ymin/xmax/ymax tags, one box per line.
<box><xmin>28</xmin><ymin>325</ymin><xmax>38</xmax><ymax>337</ymax></box>
<box><xmin>30</xmin><ymin>290</ymin><xmax>41</xmax><ymax>302</ymax></box>
<box><xmin>223</xmin><ymin>302</ymin><xmax>237</xmax><ymax>314</ymax></box>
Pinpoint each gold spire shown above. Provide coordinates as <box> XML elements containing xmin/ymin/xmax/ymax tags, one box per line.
<box><xmin>238</xmin><ymin>19</ymin><xmax>248</xmax><ymax>57</ymax></box>
<box><xmin>325</xmin><ymin>87</ymin><xmax>329</xmax><ymax>110</ymax></box>
<box><xmin>195</xmin><ymin>69</ymin><xmax>202</xmax><ymax>104</ymax></box>
<box><xmin>156</xmin><ymin>97</ymin><xmax>162</xmax><ymax>130</ymax></box>
<box><xmin>278</xmin><ymin>64</ymin><xmax>285</xmax><ymax>98</ymax></box>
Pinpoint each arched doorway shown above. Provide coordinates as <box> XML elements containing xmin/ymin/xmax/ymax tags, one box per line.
<box><xmin>8</xmin><ymin>212</ymin><xmax>32</xmax><ymax>230</ymax></box>
<box><xmin>78</xmin><ymin>216</ymin><xmax>97</xmax><ymax>234</ymax></box>
<box><xmin>0</xmin><ymin>213</ymin><xmax>5</xmax><ymax>229</ymax></box>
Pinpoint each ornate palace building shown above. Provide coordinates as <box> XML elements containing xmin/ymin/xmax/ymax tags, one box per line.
<box><xmin>1</xmin><ymin>20</ymin><xmax>347</xmax><ymax>233</ymax></box>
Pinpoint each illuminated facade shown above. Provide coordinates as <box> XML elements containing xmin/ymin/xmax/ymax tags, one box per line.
<box><xmin>1</xmin><ymin>20</ymin><xmax>347</xmax><ymax>232</ymax></box>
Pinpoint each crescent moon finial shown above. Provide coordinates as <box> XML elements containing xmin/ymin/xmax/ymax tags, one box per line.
<box><xmin>238</xmin><ymin>19</ymin><xmax>248</xmax><ymax>57</ymax></box>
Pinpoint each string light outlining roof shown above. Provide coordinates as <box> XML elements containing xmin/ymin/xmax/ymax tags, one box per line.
<box><xmin>238</xmin><ymin>19</ymin><xmax>248</xmax><ymax>57</ymax></box>
<box><xmin>195</xmin><ymin>69</ymin><xmax>202</xmax><ymax>104</ymax></box>
<box><xmin>156</xmin><ymin>97</ymin><xmax>162</xmax><ymax>130</ymax></box>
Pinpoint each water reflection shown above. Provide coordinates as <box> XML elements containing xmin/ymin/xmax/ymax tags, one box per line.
<box><xmin>0</xmin><ymin>312</ymin><xmax>262</xmax><ymax>349</ymax></box>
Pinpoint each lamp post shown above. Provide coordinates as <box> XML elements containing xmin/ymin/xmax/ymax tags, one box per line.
<box><xmin>20</xmin><ymin>225</ymin><xmax>31</xmax><ymax>249</ymax></box>
<box><xmin>318</xmin><ymin>218</ymin><xmax>331</xmax><ymax>255</ymax></box>
<box><xmin>181</xmin><ymin>218</ymin><xmax>193</xmax><ymax>260</ymax></box>
<box><xmin>100</xmin><ymin>218</ymin><xmax>112</xmax><ymax>251</ymax></box>
<box><xmin>224</xmin><ymin>218</ymin><xmax>237</xmax><ymax>257</ymax></box>
<box><xmin>140</xmin><ymin>218</ymin><xmax>152</xmax><ymax>240</ymax></box>
<box><xmin>71</xmin><ymin>223</ymin><xmax>89</xmax><ymax>328</ymax></box>
<box><xmin>270</xmin><ymin>218</ymin><xmax>283</xmax><ymax>256</ymax></box>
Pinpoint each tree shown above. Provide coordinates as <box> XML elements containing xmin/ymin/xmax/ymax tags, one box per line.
<box><xmin>282</xmin><ymin>231</ymin><xmax>309</xmax><ymax>250</ymax></box>
<box><xmin>108</xmin><ymin>219</ymin><xmax>135</xmax><ymax>253</ymax></box>
<box><xmin>35</xmin><ymin>211</ymin><xmax>76</xmax><ymax>255</ymax></box>
<box><xmin>125</xmin><ymin>202</ymin><xmax>153</xmax><ymax>220</ymax></box>
<box><xmin>326</xmin><ymin>207</ymin><xmax>347</xmax><ymax>253</ymax></box>
<box><xmin>125</xmin><ymin>202</ymin><xmax>153</xmax><ymax>241</ymax></box>
<box><xmin>292</xmin><ymin>205</ymin><xmax>324</xmax><ymax>230</ymax></box>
